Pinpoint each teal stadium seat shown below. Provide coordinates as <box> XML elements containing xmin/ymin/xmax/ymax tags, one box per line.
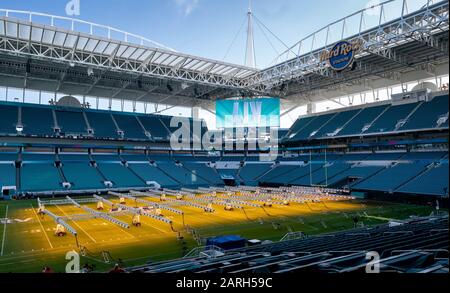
<box><xmin>399</xmin><ymin>95</ymin><xmax>449</xmax><ymax>131</ymax></box>
<box><xmin>157</xmin><ymin>161</ymin><xmax>209</xmax><ymax>186</ymax></box>
<box><xmin>183</xmin><ymin>162</ymin><xmax>224</xmax><ymax>185</ymax></box>
<box><xmin>312</xmin><ymin>109</ymin><xmax>360</xmax><ymax>138</ymax></box>
<box><xmin>337</xmin><ymin>105</ymin><xmax>388</xmax><ymax>136</ymax></box>
<box><xmin>55</xmin><ymin>109</ymin><xmax>88</xmax><ymax>135</ymax></box>
<box><xmin>113</xmin><ymin>114</ymin><xmax>148</xmax><ymax>140</ymax></box>
<box><xmin>137</xmin><ymin>115</ymin><xmax>170</xmax><ymax>141</ymax></box>
<box><xmin>0</xmin><ymin>153</ymin><xmax>16</xmax><ymax>189</ymax></box>
<box><xmin>365</xmin><ymin>102</ymin><xmax>418</xmax><ymax>134</ymax></box>
<box><xmin>20</xmin><ymin>162</ymin><xmax>63</xmax><ymax>192</ymax></box>
<box><xmin>397</xmin><ymin>163</ymin><xmax>449</xmax><ymax>196</ymax></box>
<box><xmin>239</xmin><ymin>163</ymin><xmax>273</xmax><ymax>184</ymax></box>
<box><xmin>0</xmin><ymin>104</ymin><xmax>18</xmax><ymax>135</ymax></box>
<box><xmin>84</xmin><ymin>112</ymin><xmax>119</xmax><ymax>139</ymax></box>
<box><xmin>21</xmin><ymin>106</ymin><xmax>55</xmax><ymax>136</ymax></box>
<box><xmin>290</xmin><ymin>113</ymin><xmax>336</xmax><ymax>141</ymax></box>
<box><xmin>59</xmin><ymin>154</ymin><xmax>105</xmax><ymax>190</ymax></box>
<box><xmin>352</xmin><ymin>163</ymin><xmax>428</xmax><ymax>193</ymax></box>
<box><xmin>93</xmin><ymin>154</ymin><xmax>145</xmax><ymax>188</ymax></box>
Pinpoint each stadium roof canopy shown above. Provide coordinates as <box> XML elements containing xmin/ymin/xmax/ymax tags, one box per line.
<box><xmin>246</xmin><ymin>0</ymin><xmax>449</xmax><ymax>106</ymax></box>
<box><xmin>0</xmin><ymin>9</ymin><xmax>259</xmax><ymax>107</ymax></box>
<box><xmin>0</xmin><ymin>0</ymin><xmax>449</xmax><ymax>109</ymax></box>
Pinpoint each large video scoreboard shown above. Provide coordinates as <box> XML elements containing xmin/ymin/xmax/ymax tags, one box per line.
<box><xmin>216</xmin><ymin>97</ymin><xmax>280</xmax><ymax>128</ymax></box>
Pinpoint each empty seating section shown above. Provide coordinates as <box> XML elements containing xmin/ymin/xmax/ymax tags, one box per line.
<box><xmin>96</xmin><ymin>163</ymin><xmax>144</xmax><ymax>188</ymax></box>
<box><xmin>55</xmin><ymin>110</ymin><xmax>88</xmax><ymax>135</ymax></box>
<box><xmin>277</xmin><ymin>129</ymin><xmax>289</xmax><ymax>140</ymax></box>
<box><xmin>59</xmin><ymin>154</ymin><xmax>105</xmax><ymax>190</ymax></box>
<box><xmin>113</xmin><ymin>114</ymin><xmax>147</xmax><ymax>140</ymax></box>
<box><xmin>0</xmin><ymin>152</ymin><xmax>18</xmax><ymax>162</ymax></box>
<box><xmin>183</xmin><ymin>163</ymin><xmax>223</xmax><ymax>185</ymax></box>
<box><xmin>291</xmin><ymin>113</ymin><xmax>336</xmax><ymax>141</ymax></box>
<box><xmin>20</xmin><ymin>153</ymin><xmax>62</xmax><ymax>192</ymax></box>
<box><xmin>160</xmin><ymin>116</ymin><xmax>207</xmax><ymax>142</ymax></box>
<box><xmin>398</xmin><ymin>163</ymin><xmax>449</xmax><ymax>196</ymax></box>
<box><xmin>239</xmin><ymin>164</ymin><xmax>273</xmax><ymax>182</ymax></box>
<box><xmin>21</xmin><ymin>106</ymin><xmax>55</xmax><ymax>136</ymax></box>
<box><xmin>216</xmin><ymin>168</ymin><xmax>239</xmax><ymax>180</ymax></box>
<box><xmin>84</xmin><ymin>112</ymin><xmax>118</xmax><ymax>139</ymax></box>
<box><xmin>138</xmin><ymin>116</ymin><xmax>169</xmax><ymax>140</ymax></box>
<box><xmin>128</xmin><ymin>217</ymin><xmax>449</xmax><ymax>273</ymax></box>
<box><xmin>0</xmin><ymin>104</ymin><xmax>18</xmax><ymax>134</ymax></box>
<box><xmin>259</xmin><ymin>165</ymin><xmax>298</xmax><ymax>183</ymax></box>
<box><xmin>303</xmin><ymin>163</ymin><xmax>352</xmax><ymax>186</ymax></box>
<box><xmin>352</xmin><ymin>163</ymin><xmax>428</xmax><ymax>192</ymax></box>
<box><xmin>312</xmin><ymin>109</ymin><xmax>360</xmax><ymax>138</ymax></box>
<box><xmin>400</xmin><ymin>151</ymin><xmax>447</xmax><ymax>161</ymax></box>
<box><xmin>0</xmin><ymin>163</ymin><xmax>15</xmax><ymax>188</ymax></box>
<box><xmin>256</xmin><ymin>151</ymin><xmax>448</xmax><ymax>194</ymax></box>
<box><xmin>283</xmin><ymin>94</ymin><xmax>449</xmax><ymax>142</ymax></box>
<box><xmin>174</xmin><ymin>155</ymin><xmax>210</xmax><ymax>162</ymax></box>
<box><xmin>1</xmin><ymin>95</ymin><xmax>448</xmax><ymax>142</ymax></box>
<box><xmin>339</xmin><ymin>153</ymin><xmax>372</xmax><ymax>161</ymax></box>
<box><xmin>400</xmin><ymin>95</ymin><xmax>449</xmax><ymax>130</ymax></box>
<box><xmin>0</xmin><ymin>153</ymin><xmax>16</xmax><ymax>188</ymax></box>
<box><xmin>0</xmin><ymin>151</ymin><xmax>446</xmax><ymax>195</ymax></box>
<box><xmin>120</xmin><ymin>154</ymin><xmax>149</xmax><ymax>162</ymax></box>
<box><xmin>365</xmin><ymin>102</ymin><xmax>418</xmax><ymax>133</ymax></box>
<box><xmin>157</xmin><ymin>161</ymin><xmax>209</xmax><ymax>186</ymax></box>
<box><xmin>1</xmin><ymin>102</ymin><xmax>211</xmax><ymax>141</ymax></box>
<box><xmin>364</xmin><ymin>152</ymin><xmax>404</xmax><ymax>160</ymax></box>
<box><xmin>288</xmin><ymin>164</ymin><xmax>331</xmax><ymax>185</ymax></box>
<box><xmin>128</xmin><ymin>163</ymin><xmax>179</xmax><ymax>187</ymax></box>
<box><xmin>220</xmin><ymin>156</ymin><xmax>243</xmax><ymax>162</ymax></box>
<box><xmin>92</xmin><ymin>154</ymin><xmax>144</xmax><ymax>187</ymax></box>
<box><xmin>338</xmin><ymin>105</ymin><xmax>388</xmax><ymax>136</ymax></box>
<box><xmin>160</xmin><ymin>116</ymin><xmax>189</xmax><ymax>138</ymax></box>
<box><xmin>325</xmin><ymin>165</ymin><xmax>385</xmax><ymax>187</ymax></box>
<box><xmin>284</xmin><ymin>116</ymin><xmax>316</xmax><ymax>140</ymax></box>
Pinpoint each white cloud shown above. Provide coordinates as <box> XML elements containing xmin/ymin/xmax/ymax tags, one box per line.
<box><xmin>174</xmin><ymin>0</ymin><xmax>200</xmax><ymax>16</ymax></box>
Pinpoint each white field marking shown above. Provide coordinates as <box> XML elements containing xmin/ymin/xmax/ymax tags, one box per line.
<box><xmin>1</xmin><ymin>205</ymin><xmax>9</xmax><ymax>256</ymax></box>
<box><xmin>140</xmin><ymin>218</ymin><xmax>171</xmax><ymax>234</ymax></box>
<box><xmin>54</xmin><ymin>205</ymin><xmax>97</xmax><ymax>244</ymax></box>
<box><xmin>106</xmin><ymin>220</ymin><xmax>136</xmax><ymax>239</ymax></box>
<box><xmin>30</xmin><ymin>204</ymin><xmax>54</xmax><ymax>249</ymax></box>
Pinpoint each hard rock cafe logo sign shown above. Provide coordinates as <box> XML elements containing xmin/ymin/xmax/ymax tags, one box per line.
<box><xmin>320</xmin><ymin>40</ymin><xmax>363</xmax><ymax>71</ymax></box>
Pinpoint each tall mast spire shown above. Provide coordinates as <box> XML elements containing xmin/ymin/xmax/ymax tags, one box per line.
<box><xmin>245</xmin><ymin>0</ymin><xmax>256</xmax><ymax>68</ymax></box>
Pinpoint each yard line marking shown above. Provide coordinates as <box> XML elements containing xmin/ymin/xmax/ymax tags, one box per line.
<box><xmin>106</xmin><ymin>219</ymin><xmax>136</xmax><ymax>239</ymax></box>
<box><xmin>54</xmin><ymin>205</ymin><xmax>97</xmax><ymax>243</ymax></box>
<box><xmin>1</xmin><ymin>205</ymin><xmax>9</xmax><ymax>256</ymax></box>
<box><xmin>30</xmin><ymin>204</ymin><xmax>54</xmax><ymax>249</ymax></box>
<box><xmin>143</xmin><ymin>222</ymin><xmax>169</xmax><ymax>234</ymax></box>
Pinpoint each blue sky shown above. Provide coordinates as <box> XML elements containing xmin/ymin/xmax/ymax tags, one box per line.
<box><xmin>0</xmin><ymin>0</ymin><xmax>426</xmax><ymax>67</ymax></box>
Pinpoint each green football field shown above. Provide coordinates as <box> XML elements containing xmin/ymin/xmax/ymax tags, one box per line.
<box><xmin>0</xmin><ymin>195</ymin><xmax>437</xmax><ymax>273</ymax></box>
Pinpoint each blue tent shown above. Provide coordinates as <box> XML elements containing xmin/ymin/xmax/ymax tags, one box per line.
<box><xmin>206</xmin><ymin>235</ymin><xmax>247</xmax><ymax>250</ymax></box>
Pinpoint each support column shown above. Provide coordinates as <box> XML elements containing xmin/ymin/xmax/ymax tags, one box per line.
<box><xmin>192</xmin><ymin>106</ymin><xmax>201</xmax><ymax>120</ymax></box>
<box><xmin>306</xmin><ymin>103</ymin><xmax>316</xmax><ymax>115</ymax></box>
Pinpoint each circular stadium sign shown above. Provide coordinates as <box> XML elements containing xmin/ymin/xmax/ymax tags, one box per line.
<box><xmin>328</xmin><ymin>41</ymin><xmax>355</xmax><ymax>71</ymax></box>
<box><xmin>320</xmin><ymin>40</ymin><xmax>362</xmax><ymax>71</ymax></box>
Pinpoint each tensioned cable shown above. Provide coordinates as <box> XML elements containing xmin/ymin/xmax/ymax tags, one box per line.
<box><xmin>253</xmin><ymin>14</ymin><xmax>297</xmax><ymax>57</ymax></box>
<box><xmin>222</xmin><ymin>15</ymin><xmax>248</xmax><ymax>62</ymax></box>
<box><xmin>254</xmin><ymin>17</ymin><xmax>280</xmax><ymax>57</ymax></box>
